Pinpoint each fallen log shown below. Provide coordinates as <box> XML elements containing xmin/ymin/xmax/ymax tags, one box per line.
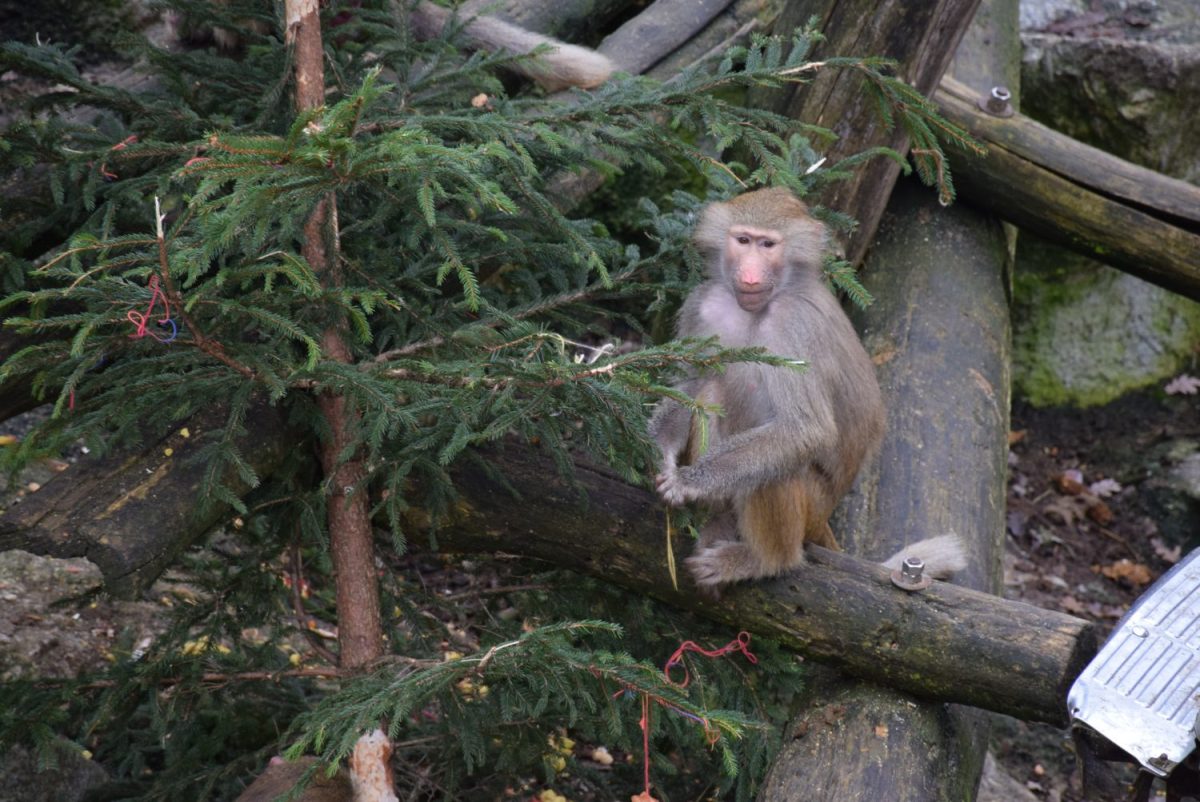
<box><xmin>0</xmin><ymin>400</ymin><xmax>291</xmax><ymax>598</ymax></box>
<box><xmin>0</xmin><ymin>422</ymin><xmax>1097</xmax><ymax>724</ymax></box>
<box><xmin>935</xmin><ymin>75</ymin><xmax>1200</xmax><ymax>301</ymax></box>
<box><xmin>597</xmin><ymin>0</ymin><xmax>735</xmax><ymax>75</ymax></box>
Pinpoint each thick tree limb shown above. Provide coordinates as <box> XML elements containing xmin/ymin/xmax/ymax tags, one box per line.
<box><xmin>935</xmin><ymin>76</ymin><xmax>1200</xmax><ymax>301</ymax></box>
<box><xmin>459</xmin><ymin>0</ymin><xmax>634</xmax><ymax>45</ymax></box>
<box><xmin>598</xmin><ymin>0</ymin><xmax>735</xmax><ymax>75</ymax></box>
<box><xmin>0</xmin><ymin>424</ymin><xmax>1096</xmax><ymax>724</ymax></box>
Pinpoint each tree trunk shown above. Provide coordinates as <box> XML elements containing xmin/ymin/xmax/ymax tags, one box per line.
<box><xmin>287</xmin><ymin>0</ymin><xmax>383</xmax><ymax>670</ymax></box>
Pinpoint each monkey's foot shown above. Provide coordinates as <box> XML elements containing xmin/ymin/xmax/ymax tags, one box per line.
<box><xmin>686</xmin><ymin>541</ymin><xmax>764</xmax><ymax>591</ymax></box>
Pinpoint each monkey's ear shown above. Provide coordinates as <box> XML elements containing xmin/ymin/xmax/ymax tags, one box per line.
<box><xmin>784</xmin><ymin>214</ymin><xmax>828</xmax><ymax>268</ymax></box>
<box><xmin>693</xmin><ymin>201</ymin><xmax>731</xmax><ymax>254</ymax></box>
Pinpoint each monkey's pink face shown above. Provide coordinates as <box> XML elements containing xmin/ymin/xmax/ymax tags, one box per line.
<box><xmin>725</xmin><ymin>225</ymin><xmax>785</xmax><ymax>312</ymax></box>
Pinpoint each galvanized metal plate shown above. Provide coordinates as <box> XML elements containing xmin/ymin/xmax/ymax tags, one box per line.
<box><xmin>1068</xmin><ymin>547</ymin><xmax>1200</xmax><ymax>776</ymax></box>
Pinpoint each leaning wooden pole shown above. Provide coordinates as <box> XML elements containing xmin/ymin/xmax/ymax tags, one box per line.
<box><xmin>754</xmin><ymin>0</ymin><xmax>984</xmax><ymax>267</ymax></box>
<box><xmin>933</xmin><ymin>77</ymin><xmax>1200</xmax><ymax>301</ymax></box>
<box><xmin>760</xmin><ymin>1</ymin><xmax>1019</xmax><ymax>799</ymax></box>
<box><xmin>286</xmin><ymin>0</ymin><xmax>383</xmax><ymax>670</ymax></box>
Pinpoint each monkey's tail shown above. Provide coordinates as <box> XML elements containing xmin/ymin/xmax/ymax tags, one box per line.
<box><xmin>880</xmin><ymin>534</ymin><xmax>968</xmax><ymax>580</ymax></box>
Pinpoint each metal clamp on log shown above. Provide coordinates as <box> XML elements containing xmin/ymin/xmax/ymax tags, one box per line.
<box><xmin>891</xmin><ymin>556</ymin><xmax>933</xmax><ymax>591</ymax></box>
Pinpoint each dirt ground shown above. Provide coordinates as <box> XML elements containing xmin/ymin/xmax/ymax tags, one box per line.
<box><xmin>1</xmin><ymin>386</ymin><xmax>1198</xmax><ymax>800</ymax></box>
<box><xmin>990</xmin><ymin>388</ymin><xmax>1200</xmax><ymax>802</ymax></box>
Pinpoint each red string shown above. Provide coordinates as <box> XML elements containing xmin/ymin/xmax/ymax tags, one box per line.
<box><xmin>663</xmin><ymin>630</ymin><xmax>756</xmax><ymax>688</ymax></box>
<box><xmin>628</xmin><ymin>632</ymin><xmax>758</xmax><ymax>800</ymax></box>
<box><xmin>639</xmin><ymin>695</ymin><xmax>651</xmax><ymax>798</ymax></box>
<box><xmin>127</xmin><ymin>275</ymin><xmax>175</xmax><ymax>342</ymax></box>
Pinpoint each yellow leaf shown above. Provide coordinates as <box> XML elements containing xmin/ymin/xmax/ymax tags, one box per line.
<box><xmin>665</xmin><ymin>510</ymin><xmax>678</xmax><ymax>592</ymax></box>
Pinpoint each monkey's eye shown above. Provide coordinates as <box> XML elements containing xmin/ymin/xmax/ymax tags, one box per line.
<box><xmin>761</xmin><ymin>240</ymin><xmax>777</xmax><ymax>248</ymax></box>
<box><xmin>735</xmin><ymin>235</ymin><xmax>751</xmax><ymax>245</ymax></box>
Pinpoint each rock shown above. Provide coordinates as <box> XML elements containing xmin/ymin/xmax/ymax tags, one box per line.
<box><xmin>0</xmin><ymin>743</ymin><xmax>108</xmax><ymax>802</ymax></box>
<box><xmin>1141</xmin><ymin>440</ymin><xmax>1200</xmax><ymax>547</ymax></box>
<box><xmin>977</xmin><ymin>752</ymin><xmax>1040</xmax><ymax>802</ymax></box>
<box><xmin>1012</xmin><ymin>238</ymin><xmax>1200</xmax><ymax>406</ymax></box>
<box><xmin>1012</xmin><ymin>0</ymin><xmax>1200</xmax><ymax>407</ymax></box>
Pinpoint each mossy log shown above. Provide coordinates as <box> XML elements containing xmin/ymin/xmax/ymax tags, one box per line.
<box><xmin>0</xmin><ymin>416</ymin><xmax>1096</xmax><ymax>724</ymax></box>
<box><xmin>935</xmin><ymin>75</ymin><xmax>1200</xmax><ymax>301</ymax></box>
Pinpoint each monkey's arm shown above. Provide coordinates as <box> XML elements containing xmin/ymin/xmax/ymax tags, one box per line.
<box><xmin>649</xmin><ymin>375</ymin><xmax>711</xmax><ymax>471</ymax></box>
<box><xmin>657</xmin><ymin>418</ymin><xmax>834</xmax><ymax>506</ymax></box>
<box><xmin>648</xmin><ymin>400</ymin><xmax>691</xmax><ymax>471</ymax></box>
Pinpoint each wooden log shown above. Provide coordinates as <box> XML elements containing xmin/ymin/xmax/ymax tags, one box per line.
<box><xmin>0</xmin><ymin>419</ymin><xmax>1096</xmax><ymax>722</ymax></box>
<box><xmin>934</xmin><ymin>76</ymin><xmax>1200</xmax><ymax>301</ymax></box>
<box><xmin>762</xmin><ymin>177</ymin><xmax>1014</xmax><ymax>801</ymax></box>
<box><xmin>459</xmin><ymin>0</ymin><xmax>635</xmax><ymax>45</ymax></box>
<box><xmin>643</xmin><ymin>0</ymin><xmax>769</xmax><ymax>80</ymax></box>
<box><xmin>598</xmin><ymin>0</ymin><xmax>735</xmax><ymax>75</ymax></box>
<box><xmin>760</xmin><ymin>2</ymin><xmax>1021</xmax><ymax>799</ymax></box>
<box><xmin>0</xmin><ymin>400</ymin><xmax>291</xmax><ymax>598</ymax></box>
<box><xmin>427</xmin><ymin>444</ymin><xmax>1096</xmax><ymax>726</ymax></box>
<box><xmin>754</xmin><ymin>0</ymin><xmax>984</xmax><ymax>267</ymax></box>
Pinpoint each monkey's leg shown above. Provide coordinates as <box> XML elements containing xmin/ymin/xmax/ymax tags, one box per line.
<box><xmin>686</xmin><ymin>482</ymin><xmax>809</xmax><ymax>589</ymax></box>
<box><xmin>806</xmin><ymin>521</ymin><xmax>840</xmax><ymax>551</ymax></box>
<box><xmin>696</xmin><ymin>506</ymin><xmax>737</xmax><ymax>549</ymax></box>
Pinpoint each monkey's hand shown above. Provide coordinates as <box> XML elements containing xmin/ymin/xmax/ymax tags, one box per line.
<box><xmin>655</xmin><ymin>463</ymin><xmax>704</xmax><ymax>507</ymax></box>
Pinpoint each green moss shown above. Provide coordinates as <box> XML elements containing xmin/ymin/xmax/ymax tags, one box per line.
<box><xmin>1012</xmin><ymin>238</ymin><xmax>1200</xmax><ymax>407</ymax></box>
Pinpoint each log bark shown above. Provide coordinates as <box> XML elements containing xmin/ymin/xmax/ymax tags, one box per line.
<box><xmin>762</xmin><ymin>177</ymin><xmax>1012</xmax><ymax>802</ymax></box>
<box><xmin>0</xmin><ymin>423</ymin><xmax>1097</xmax><ymax>723</ymax></box>
<box><xmin>598</xmin><ymin>0</ymin><xmax>736</xmax><ymax>75</ymax></box>
<box><xmin>754</xmin><ymin>0</ymin><xmax>984</xmax><ymax>267</ymax></box>
<box><xmin>459</xmin><ymin>0</ymin><xmax>633</xmax><ymax>45</ymax></box>
<box><xmin>934</xmin><ymin>76</ymin><xmax>1200</xmax><ymax>301</ymax></box>
<box><xmin>0</xmin><ymin>400</ymin><xmax>291</xmax><ymax>598</ymax></box>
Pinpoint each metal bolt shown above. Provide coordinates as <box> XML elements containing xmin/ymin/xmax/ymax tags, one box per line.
<box><xmin>1148</xmin><ymin>754</ymin><xmax>1172</xmax><ymax>772</ymax></box>
<box><xmin>979</xmin><ymin>85</ymin><xmax>1014</xmax><ymax>117</ymax></box>
<box><xmin>891</xmin><ymin>556</ymin><xmax>933</xmax><ymax>591</ymax></box>
<box><xmin>902</xmin><ymin>557</ymin><xmax>924</xmax><ymax>582</ymax></box>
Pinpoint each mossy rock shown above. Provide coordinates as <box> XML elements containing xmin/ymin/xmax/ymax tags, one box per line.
<box><xmin>1012</xmin><ymin>236</ymin><xmax>1200</xmax><ymax>407</ymax></box>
